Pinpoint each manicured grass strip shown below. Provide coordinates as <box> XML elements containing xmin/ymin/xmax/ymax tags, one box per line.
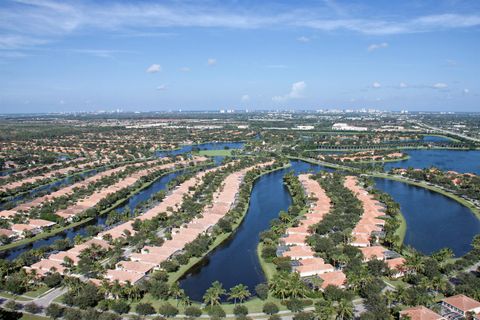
<box><xmin>22</xmin><ymin>285</ymin><xmax>50</xmax><ymax>298</ymax></box>
<box><xmin>395</xmin><ymin>209</ymin><xmax>407</xmax><ymax>246</ymax></box>
<box><xmin>197</xmin><ymin>149</ymin><xmax>234</xmax><ymax>156</ymax></box>
<box><xmin>21</xmin><ymin>314</ymin><xmax>49</xmax><ymax>320</ymax></box>
<box><xmin>0</xmin><ymin>291</ymin><xmax>31</xmax><ymax>301</ymax></box>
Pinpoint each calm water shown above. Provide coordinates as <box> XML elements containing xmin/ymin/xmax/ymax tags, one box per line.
<box><xmin>384</xmin><ymin>150</ymin><xmax>480</xmax><ymax>174</ymax></box>
<box><xmin>1</xmin><ymin>171</ymin><xmax>183</xmax><ymax>260</ymax></box>
<box><xmin>156</xmin><ymin>142</ymin><xmax>244</xmax><ymax>157</ymax></box>
<box><xmin>179</xmin><ymin>160</ymin><xmax>331</xmax><ymax>301</ymax></box>
<box><xmin>375</xmin><ymin>178</ymin><xmax>480</xmax><ymax>256</ymax></box>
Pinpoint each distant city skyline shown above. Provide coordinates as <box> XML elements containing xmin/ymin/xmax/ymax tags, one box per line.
<box><xmin>1</xmin><ymin>0</ymin><xmax>479</xmax><ymax>113</ymax></box>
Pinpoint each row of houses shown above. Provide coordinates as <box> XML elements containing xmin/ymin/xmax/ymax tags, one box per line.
<box><xmin>0</xmin><ymin>159</ymin><xmax>200</xmax><ymax>241</ymax></box>
<box><xmin>344</xmin><ymin>176</ymin><xmax>405</xmax><ymax>277</ymax></box>
<box><xmin>278</xmin><ymin>174</ymin><xmax>347</xmax><ymax>289</ymax></box>
<box><xmin>400</xmin><ymin>294</ymin><xmax>480</xmax><ymax>320</ymax></box>
<box><xmin>24</xmin><ymin>161</ymin><xmax>212</xmax><ymax>280</ymax></box>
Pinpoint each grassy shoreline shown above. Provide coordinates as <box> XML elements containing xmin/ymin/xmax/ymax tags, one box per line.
<box><xmin>0</xmin><ymin>164</ymin><xmax>211</xmax><ymax>252</ymax></box>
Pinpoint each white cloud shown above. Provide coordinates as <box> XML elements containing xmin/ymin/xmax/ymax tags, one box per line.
<box><xmin>372</xmin><ymin>82</ymin><xmax>381</xmax><ymax>88</ymax></box>
<box><xmin>433</xmin><ymin>82</ymin><xmax>448</xmax><ymax>89</ymax></box>
<box><xmin>297</xmin><ymin>36</ymin><xmax>310</xmax><ymax>42</ymax></box>
<box><xmin>207</xmin><ymin>58</ymin><xmax>217</xmax><ymax>66</ymax></box>
<box><xmin>179</xmin><ymin>66</ymin><xmax>190</xmax><ymax>72</ymax></box>
<box><xmin>273</xmin><ymin>81</ymin><xmax>306</xmax><ymax>102</ymax></box>
<box><xmin>241</xmin><ymin>94</ymin><xmax>250</xmax><ymax>102</ymax></box>
<box><xmin>368</xmin><ymin>42</ymin><xmax>388</xmax><ymax>51</ymax></box>
<box><xmin>146</xmin><ymin>64</ymin><xmax>161</xmax><ymax>73</ymax></box>
<box><xmin>3</xmin><ymin>2</ymin><xmax>480</xmax><ymax>54</ymax></box>
<box><xmin>157</xmin><ymin>84</ymin><xmax>167</xmax><ymax>91</ymax></box>
<box><xmin>463</xmin><ymin>88</ymin><xmax>469</xmax><ymax>94</ymax></box>
<box><xmin>399</xmin><ymin>82</ymin><xmax>407</xmax><ymax>88</ymax></box>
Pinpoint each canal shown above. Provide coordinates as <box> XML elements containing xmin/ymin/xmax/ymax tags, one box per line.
<box><xmin>375</xmin><ymin>178</ymin><xmax>480</xmax><ymax>257</ymax></box>
<box><xmin>179</xmin><ymin>160</ymin><xmax>332</xmax><ymax>301</ymax></box>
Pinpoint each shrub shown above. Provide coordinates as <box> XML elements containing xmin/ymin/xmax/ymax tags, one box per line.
<box><xmin>44</xmin><ymin>272</ymin><xmax>63</xmax><ymax>287</ymax></box>
<box><xmin>136</xmin><ymin>302</ymin><xmax>156</xmax><ymax>316</ymax></box>
<box><xmin>185</xmin><ymin>306</ymin><xmax>202</xmax><ymax>318</ymax></box>
<box><xmin>233</xmin><ymin>305</ymin><xmax>248</xmax><ymax>316</ymax></box>
<box><xmin>97</xmin><ymin>299</ymin><xmax>110</xmax><ymax>311</ymax></box>
<box><xmin>110</xmin><ymin>300</ymin><xmax>130</xmax><ymax>314</ymax></box>
<box><xmin>4</xmin><ymin>300</ymin><xmax>22</xmax><ymax>311</ymax></box>
<box><xmin>158</xmin><ymin>302</ymin><xmax>179</xmax><ymax>317</ymax></box>
<box><xmin>24</xmin><ymin>302</ymin><xmax>42</xmax><ymax>314</ymax></box>
<box><xmin>269</xmin><ymin>315</ymin><xmax>281</xmax><ymax>320</ymax></box>
<box><xmin>263</xmin><ymin>302</ymin><xmax>279</xmax><ymax>315</ymax></box>
<box><xmin>81</xmin><ymin>308</ymin><xmax>100</xmax><ymax>320</ymax></box>
<box><xmin>293</xmin><ymin>312</ymin><xmax>315</xmax><ymax>320</ymax></box>
<box><xmin>255</xmin><ymin>283</ymin><xmax>269</xmax><ymax>300</ymax></box>
<box><xmin>64</xmin><ymin>307</ymin><xmax>83</xmax><ymax>320</ymax></box>
<box><xmin>207</xmin><ymin>305</ymin><xmax>226</xmax><ymax>318</ymax></box>
<box><xmin>46</xmin><ymin>303</ymin><xmax>64</xmax><ymax>319</ymax></box>
<box><xmin>98</xmin><ymin>312</ymin><xmax>121</xmax><ymax>320</ymax></box>
<box><xmin>286</xmin><ymin>298</ymin><xmax>303</xmax><ymax>312</ymax></box>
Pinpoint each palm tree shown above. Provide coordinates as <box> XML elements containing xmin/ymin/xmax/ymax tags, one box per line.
<box><xmin>169</xmin><ymin>283</ymin><xmax>184</xmax><ymax>306</ymax></box>
<box><xmin>98</xmin><ymin>279</ymin><xmax>112</xmax><ymax>299</ymax></box>
<box><xmin>335</xmin><ymin>299</ymin><xmax>354</xmax><ymax>320</ymax></box>
<box><xmin>203</xmin><ymin>281</ymin><xmax>225</xmax><ymax>306</ymax></box>
<box><xmin>315</xmin><ymin>299</ymin><xmax>335</xmax><ymax>320</ymax></box>
<box><xmin>227</xmin><ymin>284</ymin><xmax>251</xmax><ymax>305</ymax></box>
<box><xmin>404</xmin><ymin>250</ymin><xmax>424</xmax><ymax>274</ymax></box>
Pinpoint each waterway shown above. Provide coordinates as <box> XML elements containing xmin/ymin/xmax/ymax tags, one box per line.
<box><xmin>384</xmin><ymin>150</ymin><xmax>480</xmax><ymax>174</ymax></box>
<box><xmin>156</xmin><ymin>142</ymin><xmax>245</xmax><ymax>157</ymax></box>
<box><xmin>375</xmin><ymin>178</ymin><xmax>480</xmax><ymax>256</ymax></box>
<box><xmin>179</xmin><ymin>160</ymin><xmax>332</xmax><ymax>301</ymax></box>
<box><xmin>0</xmin><ymin>170</ymin><xmax>184</xmax><ymax>260</ymax></box>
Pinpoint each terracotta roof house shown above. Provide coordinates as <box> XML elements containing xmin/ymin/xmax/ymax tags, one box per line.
<box><xmin>293</xmin><ymin>258</ymin><xmax>335</xmax><ymax>277</ymax></box>
<box><xmin>399</xmin><ymin>306</ymin><xmax>445</xmax><ymax>320</ymax></box>
<box><xmin>319</xmin><ymin>271</ymin><xmax>346</xmax><ymax>289</ymax></box>
<box><xmin>281</xmin><ymin>246</ymin><xmax>315</xmax><ymax>260</ymax></box>
<box><xmin>105</xmin><ymin>269</ymin><xmax>145</xmax><ymax>284</ymax></box>
<box><xmin>360</xmin><ymin>246</ymin><xmax>386</xmax><ymax>261</ymax></box>
<box><xmin>441</xmin><ymin>295</ymin><xmax>480</xmax><ymax>318</ymax></box>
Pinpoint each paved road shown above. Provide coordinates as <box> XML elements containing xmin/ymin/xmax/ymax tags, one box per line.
<box><xmin>416</xmin><ymin>122</ymin><xmax>480</xmax><ymax>143</ymax></box>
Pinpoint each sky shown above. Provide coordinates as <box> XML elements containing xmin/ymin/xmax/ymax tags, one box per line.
<box><xmin>0</xmin><ymin>0</ymin><xmax>480</xmax><ymax>113</ymax></box>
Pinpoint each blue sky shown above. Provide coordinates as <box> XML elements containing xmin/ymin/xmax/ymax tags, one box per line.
<box><xmin>1</xmin><ymin>0</ymin><xmax>479</xmax><ymax>113</ymax></box>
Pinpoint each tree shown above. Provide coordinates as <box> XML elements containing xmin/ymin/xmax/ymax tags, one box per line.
<box><xmin>335</xmin><ymin>299</ymin><xmax>354</xmax><ymax>320</ymax></box>
<box><xmin>263</xmin><ymin>302</ymin><xmax>279</xmax><ymax>315</ymax></box>
<box><xmin>207</xmin><ymin>305</ymin><xmax>226</xmax><ymax>318</ymax></box>
<box><xmin>255</xmin><ymin>283</ymin><xmax>269</xmax><ymax>300</ymax></box>
<box><xmin>228</xmin><ymin>284</ymin><xmax>251</xmax><ymax>305</ymax></box>
<box><xmin>233</xmin><ymin>305</ymin><xmax>249</xmax><ymax>316</ymax></box>
<box><xmin>294</xmin><ymin>312</ymin><xmax>315</xmax><ymax>320</ymax></box>
<box><xmin>46</xmin><ymin>303</ymin><xmax>64</xmax><ymax>319</ymax></box>
<box><xmin>64</xmin><ymin>307</ymin><xmax>83</xmax><ymax>320</ymax></box>
<box><xmin>24</xmin><ymin>302</ymin><xmax>42</xmax><ymax>314</ymax></box>
<box><xmin>203</xmin><ymin>281</ymin><xmax>226</xmax><ymax>306</ymax></box>
<box><xmin>110</xmin><ymin>300</ymin><xmax>130</xmax><ymax>314</ymax></box>
<box><xmin>158</xmin><ymin>302</ymin><xmax>179</xmax><ymax>317</ymax></box>
<box><xmin>286</xmin><ymin>298</ymin><xmax>304</xmax><ymax>312</ymax></box>
<box><xmin>314</xmin><ymin>299</ymin><xmax>336</xmax><ymax>320</ymax></box>
<box><xmin>136</xmin><ymin>302</ymin><xmax>156</xmax><ymax>316</ymax></box>
<box><xmin>185</xmin><ymin>306</ymin><xmax>202</xmax><ymax>318</ymax></box>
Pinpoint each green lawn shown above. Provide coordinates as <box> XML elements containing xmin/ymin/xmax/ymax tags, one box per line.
<box><xmin>197</xmin><ymin>149</ymin><xmax>234</xmax><ymax>156</ymax></box>
<box><xmin>0</xmin><ymin>291</ymin><xmax>31</xmax><ymax>301</ymax></box>
<box><xmin>395</xmin><ymin>211</ymin><xmax>407</xmax><ymax>246</ymax></box>
<box><xmin>21</xmin><ymin>314</ymin><xmax>49</xmax><ymax>320</ymax></box>
<box><xmin>23</xmin><ymin>285</ymin><xmax>50</xmax><ymax>298</ymax></box>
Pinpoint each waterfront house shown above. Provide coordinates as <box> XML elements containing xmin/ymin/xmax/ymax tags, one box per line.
<box><xmin>400</xmin><ymin>306</ymin><xmax>445</xmax><ymax>320</ymax></box>
<box><xmin>441</xmin><ymin>295</ymin><xmax>480</xmax><ymax>319</ymax></box>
